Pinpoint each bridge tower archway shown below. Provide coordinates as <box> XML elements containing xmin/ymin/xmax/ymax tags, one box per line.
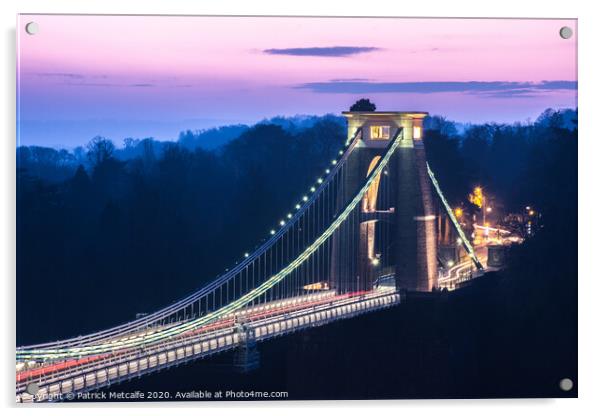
<box><xmin>329</xmin><ymin>111</ymin><xmax>438</xmax><ymax>293</ymax></box>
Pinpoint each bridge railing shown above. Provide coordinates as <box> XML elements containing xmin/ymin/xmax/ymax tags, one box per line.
<box><xmin>17</xmin><ymin>128</ymin><xmax>365</xmax><ymax>359</ymax></box>
<box><xmin>17</xmin><ymin>128</ymin><xmax>404</xmax><ymax>362</ymax></box>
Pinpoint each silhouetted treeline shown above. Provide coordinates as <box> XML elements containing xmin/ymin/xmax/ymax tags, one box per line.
<box><xmin>424</xmin><ymin>108</ymin><xmax>577</xmax><ymax>394</ymax></box>
<box><xmin>17</xmin><ymin>118</ymin><xmax>345</xmax><ymax>344</ymax></box>
<box><xmin>16</xmin><ymin>115</ymin><xmax>345</xmax><ymax>182</ymax></box>
<box><xmin>17</xmin><ymin>108</ymin><xmax>577</xmax><ymax>348</ymax></box>
<box><xmin>424</xmin><ymin>108</ymin><xmax>577</xmax><ymax>216</ymax></box>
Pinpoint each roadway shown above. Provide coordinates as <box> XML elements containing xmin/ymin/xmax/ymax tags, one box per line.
<box><xmin>16</xmin><ymin>285</ymin><xmax>398</xmax><ymax>402</ymax></box>
<box><xmin>438</xmin><ymin>245</ymin><xmax>489</xmax><ymax>290</ymax></box>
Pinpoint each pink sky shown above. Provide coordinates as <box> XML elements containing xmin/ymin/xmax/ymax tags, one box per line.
<box><xmin>17</xmin><ymin>15</ymin><xmax>577</xmax><ymax>147</ymax></box>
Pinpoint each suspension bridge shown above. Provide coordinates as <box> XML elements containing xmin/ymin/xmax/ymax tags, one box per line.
<box><xmin>16</xmin><ymin>110</ymin><xmax>488</xmax><ymax>402</ymax></box>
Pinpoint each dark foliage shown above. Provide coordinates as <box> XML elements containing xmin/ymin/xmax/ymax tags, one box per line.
<box><xmin>17</xmin><ymin>118</ymin><xmax>346</xmax><ymax>344</ymax></box>
<box><xmin>17</xmin><ymin>107</ymin><xmax>577</xmax><ymax>398</ymax></box>
<box><xmin>423</xmin><ymin>108</ymin><xmax>577</xmax><ymax>211</ymax></box>
<box><xmin>178</xmin><ymin>125</ymin><xmax>250</xmax><ymax>150</ymax></box>
<box><xmin>422</xmin><ymin>108</ymin><xmax>577</xmax><ymax>395</ymax></box>
<box><xmin>349</xmin><ymin>98</ymin><xmax>376</xmax><ymax>112</ymax></box>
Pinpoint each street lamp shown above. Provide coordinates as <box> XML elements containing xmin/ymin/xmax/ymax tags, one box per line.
<box><xmin>469</xmin><ymin>186</ymin><xmax>486</xmax><ymax>225</ymax></box>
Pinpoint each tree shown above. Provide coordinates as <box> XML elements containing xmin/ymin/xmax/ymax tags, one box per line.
<box><xmin>72</xmin><ymin>146</ymin><xmax>87</xmax><ymax>165</ymax></box>
<box><xmin>424</xmin><ymin>115</ymin><xmax>458</xmax><ymax>137</ymax></box>
<box><xmin>70</xmin><ymin>164</ymin><xmax>90</xmax><ymax>191</ymax></box>
<box><xmin>350</xmin><ymin>98</ymin><xmax>376</xmax><ymax>112</ymax></box>
<box><xmin>123</xmin><ymin>137</ymin><xmax>140</xmax><ymax>150</ymax></box>
<box><xmin>86</xmin><ymin>136</ymin><xmax>115</xmax><ymax>167</ymax></box>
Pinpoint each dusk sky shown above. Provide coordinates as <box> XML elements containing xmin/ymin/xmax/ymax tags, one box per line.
<box><xmin>17</xmin><ymin>15</ymin><xmax>577</xmax><ymax>148</ymax></box>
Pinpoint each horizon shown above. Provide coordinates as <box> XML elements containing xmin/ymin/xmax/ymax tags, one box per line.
<box><xmin>16</xmin><ymin>107</ymin><xmax>578</xmax><ymax>152</ymax></box>
<box><xmin>17</xmin><ymin>15</ymin><xmax>577</xmax><ymax>148</ymax></box>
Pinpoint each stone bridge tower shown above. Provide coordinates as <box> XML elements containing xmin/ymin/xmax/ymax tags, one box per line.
<box><xmin>330</xmin><ymin>111</ymin><xmax>438</xmax><ymax>293</ymax></box>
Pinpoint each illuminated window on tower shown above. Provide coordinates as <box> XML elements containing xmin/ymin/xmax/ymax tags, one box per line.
<box><xmin>413</xmin><ymin>126</ymin><xmax>422</xmax><ymax>139</ymax></box>
<box><xmin>370</xmin><ymin>125</ymin><xmax>390</xmax><ymax>140</ymax></box>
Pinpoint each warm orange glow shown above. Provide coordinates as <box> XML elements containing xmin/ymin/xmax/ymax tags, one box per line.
<box><xmin>413</xmin><ymin>126</ymin><xmax>422</xmax><ymax>139</ymax></box>
<box><xmin>454</xmin><ymin>207</ymin><xmax>463</xmax><ymax>218</ymax></box>
<box><xmin>469</xmin><ymin>187</ymin><xmax>484</xmax><ymax>208</ymax></box>
<box><xmin>362</xmin><ymin>156</ymin><xmax>382</xmax><ymax>269</ymax></box>
<box><xmin>370</xmin><ymin>125</ymin><xmax>390</xmax><ymax>140</ymax></box>
<box><xmin>362</xmin><ymin>156</ymin><xmax>382</xmax><ymax>213</ymax></box>
<box><xmin>302</xmin><ymin>282</ymin><xmax>329</xmax><ymax>291</ymax></box>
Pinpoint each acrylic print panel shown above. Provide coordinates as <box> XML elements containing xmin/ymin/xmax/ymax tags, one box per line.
<box><xmin>16</xmin><ymin>15</ymin><xmax>577</xmax><ymax>402</ymax></box>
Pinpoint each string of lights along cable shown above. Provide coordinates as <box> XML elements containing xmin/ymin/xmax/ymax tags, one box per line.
<box><xmin>16</xmin><ymin>115</ymin><xmax>490</xmax><ymax>405</ymax></box>
<box><xmin>17</xmin><ymin>128</ymin><xmax>410</xmax><ymax>361</ymax></box>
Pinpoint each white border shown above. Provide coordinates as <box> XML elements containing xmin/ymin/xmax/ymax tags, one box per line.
<box><xmin>2</xmin><ymin>0</ymin><xmax>600</xmax><ymax>414</ymax></box>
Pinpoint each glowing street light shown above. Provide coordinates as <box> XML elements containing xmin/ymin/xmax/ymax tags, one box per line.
<box><xmin>454</xmin><ymin>207</ymin><xmax>463</xmax><ymax>218</ymax></box>
<box><xmin>371</xmin><ymin>258</ymin><xmax>380</xmax><ymax>266</ymax></box>
<box><xmin>469</xmin><ymin>186</ymin><xmax>484</xmax><ymax>208</ymax></box>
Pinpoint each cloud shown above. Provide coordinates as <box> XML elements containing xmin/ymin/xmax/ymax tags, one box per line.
<box><xmin>479</xmin><ymin>89</ymin><xmax>540</xmax><ymax>99</ymax></box>
<box><xmin>330</xmin><ymin>78</ymin><xmax>374</xmax><ymax>82</ymax></box>
<box><xmin>294</xmin><ymin>80</ymin><xmax>578</xmax><ymax>96</ymax></box>
<box><xmin>263</xmin><ymin>46</ymin><xmax>381</xmax><ymax>57</ymax></box>
<box><xmin>31</xmin><ymin>72</ymin><xmax>159</xmax><ymax>87</ymax></box>
<box><xmin>60</xmin><ymin>82</ymin><xmax>155</xmax><ymax>88</ymax></box>
<box><xmin>409</xmin><ymin>47</ymin><xmax>442</xmax><ymax>54</ymax></box>
<box><xmin>34</xmin><ymin>72</ymin><xmax>86</xmax><ymax>79</ymax></box>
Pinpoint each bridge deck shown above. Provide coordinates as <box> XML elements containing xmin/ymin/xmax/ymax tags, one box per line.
<box><xmin>17</xmin><ymin>288</ymin><xmax>399</xmax><ymax>403</ymax></box>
